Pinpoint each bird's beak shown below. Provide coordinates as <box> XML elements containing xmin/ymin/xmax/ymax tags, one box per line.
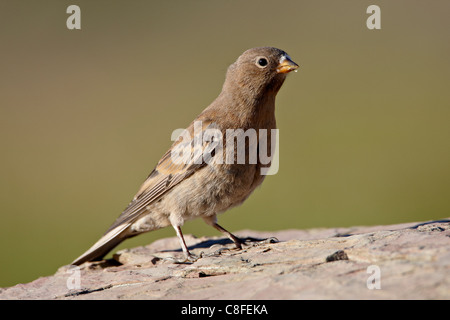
<box><xmin>276</xmin><ymin>55</ymin><xmax>299</xmax><ymax>74</ymax></box>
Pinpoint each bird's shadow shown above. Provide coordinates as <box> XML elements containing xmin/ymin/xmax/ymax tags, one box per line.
<box><xmin>160</xmin><ymin>236</ymin><xmax>273</xmax><ymax>253</ymax></box>
<box><xmin>96</xmin><ymin>236</ymin><xmax>273</xmax><ymax>268</ymax></box>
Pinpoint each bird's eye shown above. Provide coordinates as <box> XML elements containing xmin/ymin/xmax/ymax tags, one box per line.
<box><xmin>256</xmin><ymin>57</ymin><xmax>268</xmax><ymax>68</ymax></box>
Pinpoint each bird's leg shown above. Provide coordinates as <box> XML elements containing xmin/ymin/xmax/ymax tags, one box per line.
<box><xmin>212</xmin><ymin>223</ymin><xmax>243</xmax><ymax>250</ymax></box>
<box><xmin>203</xmin><ymin>215</ymin><xmax>243</xmax><ymax>250</ymax></box>
<box><xmin>202</xmin><ymin>217</ymin><xmax>278</xmax><ymax>257</ymax></box>
<box><xmin>171</xmin><ymin>225</ymin><xmax>201</xmax><ymax>263</ymax></box>
<box><xmin>212</xmin><ymin>224</ymin><xmax>278</xmax><ymax>248</ymax></box>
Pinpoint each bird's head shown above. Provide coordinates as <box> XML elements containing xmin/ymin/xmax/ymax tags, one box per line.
<box><xmin>224</xmin><ymin>47</ymin><xmax>299</xmax><ymax>100</ymax></box>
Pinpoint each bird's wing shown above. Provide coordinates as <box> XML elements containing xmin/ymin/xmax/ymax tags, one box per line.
<box><xmin>71</xmin><ymin>119</ymin><xmax>223</xmax><ymax>265</ymax></box>
<box><xmin>103</xmin><ymin>119</ymin><xmax>218</xmax><ymax>234</ymax></box>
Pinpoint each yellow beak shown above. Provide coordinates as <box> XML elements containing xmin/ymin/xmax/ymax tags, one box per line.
<box><xmin>276</xmin><ymin>55</ymin><xmax>299</xmax><ymax>74</ymax></box>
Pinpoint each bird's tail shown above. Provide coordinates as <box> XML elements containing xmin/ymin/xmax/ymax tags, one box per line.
<box><xmin>71</xmin><ymin>223</ymin><xmax>131</xmax><ymax>266</ymax></box>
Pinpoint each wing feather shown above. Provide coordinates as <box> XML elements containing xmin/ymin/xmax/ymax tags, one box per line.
<box><xmin>103</xmin><ymin>119</ymin><xmax>216</xmax><ymax>234</ymax></box>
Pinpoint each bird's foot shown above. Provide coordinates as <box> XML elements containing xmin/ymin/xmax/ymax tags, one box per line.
<box><xmin>176</xmin><ymin>252</ymin><xmax>203</xmax><ymax>264</ymax></box>
<box><xmin>243</xmin><ymin>236</ymin><xmax>279</xmax><ymax>247</ymax></box>
<box><xmin>161</xmin><ymin>251</ymin><xmax>203</xmax><ymax>264</ymax></box>
<box><xmin>207</xmin><ymin>246</ymin><xmax>236</xmax><ymax>257</ymax></box>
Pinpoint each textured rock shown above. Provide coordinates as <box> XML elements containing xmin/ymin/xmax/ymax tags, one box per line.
<box><xmin>1</xmin><ymin>219</ymin><xmax>449</xmax><ymax>299</ymax></box>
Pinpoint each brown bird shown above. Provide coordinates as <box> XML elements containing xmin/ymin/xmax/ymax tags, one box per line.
<box><xmin>71</xmin><ymin>47</ymin><xmax>298</xmax><ymax>265</ymax></box>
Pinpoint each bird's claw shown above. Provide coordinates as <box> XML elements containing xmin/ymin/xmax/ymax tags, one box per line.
<box><xmin>176</xmin><ymin>252</ymin><xmax>203</xmax><ymax>264</ymax></box>
<box><xmin>160</xmin><ymin>251</ymin><xmax>203</xmax><ymax>264</ymax></box>
<box><xmin>207</xmin><ymin>247</ymin><xmax>235</xmax><ymax>257</ymax></box>
<box><xmin>244</xmin><ymin>236</ymin><xmax>279</xmax><ymax>247</ymax></box>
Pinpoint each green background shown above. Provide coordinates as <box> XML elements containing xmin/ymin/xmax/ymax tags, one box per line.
<box><xmin>1</xmin><ymin>1</ymin><xmax>449</xmax><ymax>288</ymax></box>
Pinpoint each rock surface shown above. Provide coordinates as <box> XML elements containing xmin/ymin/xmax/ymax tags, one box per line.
<box><xmin>1</xmin><ymin>219</ymin><xmax>449</xmax><ymax>299</ymax></box>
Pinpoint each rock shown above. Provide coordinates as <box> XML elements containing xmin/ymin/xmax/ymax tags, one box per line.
<box><xmin>326</xmin><ymin>250</ymin><xmax>349</xmax><ymax>262</ymax></box>
<box><xmin>1</xmin><ymin>219</ymin><xmax>449</xmax><ymax>299</ymax></box>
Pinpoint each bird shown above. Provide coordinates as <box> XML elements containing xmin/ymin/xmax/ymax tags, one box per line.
<box><xmin>71</xmin><ymin>47</ymin><xmax>299</xmax><ymax>265</ymax></box>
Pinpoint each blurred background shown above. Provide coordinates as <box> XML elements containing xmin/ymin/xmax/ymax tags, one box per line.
<box><xmin>1</xmin><ymin>0</ymin><xmax>449</xmax><ymax>288</ymax></box>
